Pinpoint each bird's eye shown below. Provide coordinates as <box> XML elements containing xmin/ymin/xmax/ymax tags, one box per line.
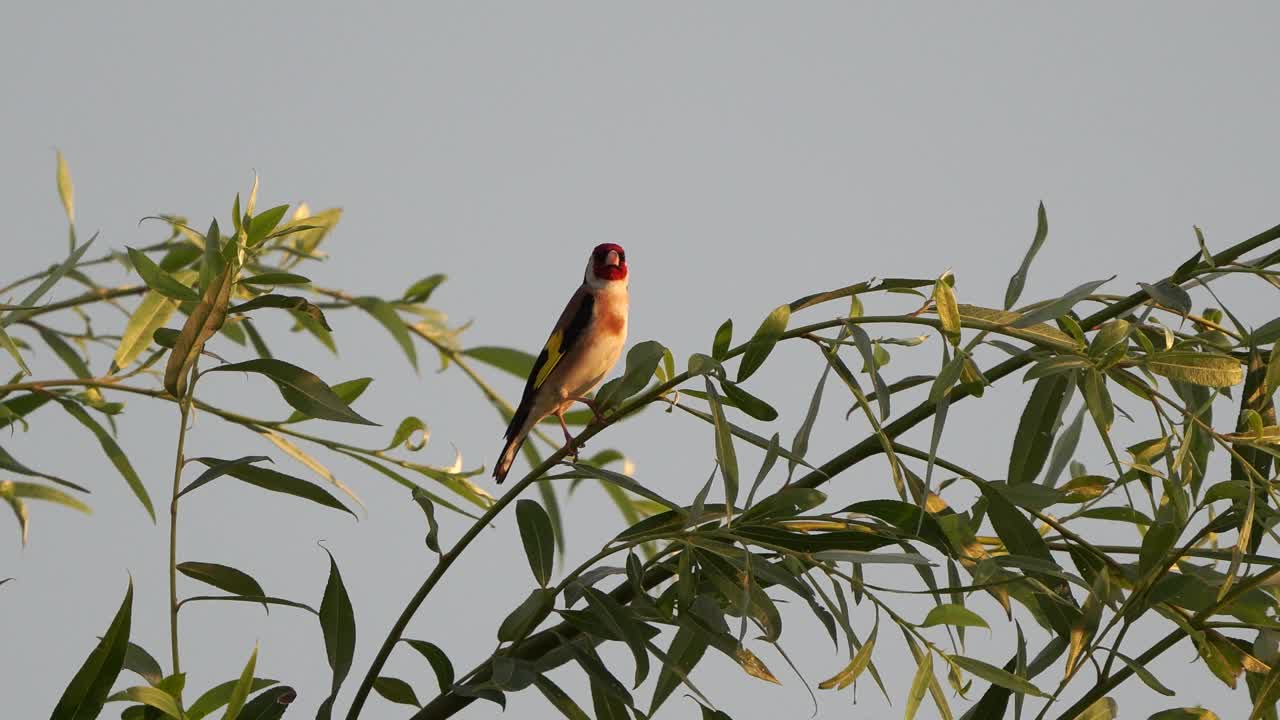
<box><xmin>619</xmin><ymin>252</ymin><xmax>626</xmax><ymax>262</ymax></box>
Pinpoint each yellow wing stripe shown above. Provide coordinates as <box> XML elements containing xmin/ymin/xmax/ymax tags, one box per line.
<box><xmin>534</xmin><ymin>329</ymin><xmax>565</xmax><ymax>389</ymax></box>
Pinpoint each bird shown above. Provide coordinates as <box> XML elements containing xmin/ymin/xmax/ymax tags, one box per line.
<box><xmin>493</xmin><ymin>243</ymin><xmax>630</xmax><ymax>483</ymax></box>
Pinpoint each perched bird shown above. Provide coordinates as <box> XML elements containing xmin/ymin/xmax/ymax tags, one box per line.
<box><xmin>493</xmin><ymin>243</ymin><xmax>630</xmax><ymax>483</ymax></box>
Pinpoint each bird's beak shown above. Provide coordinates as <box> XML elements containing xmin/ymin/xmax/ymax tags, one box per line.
<box><xmin>604</xmin><ymin>249</ymin><xmax>622</xmax><ymax>267</ymax></box>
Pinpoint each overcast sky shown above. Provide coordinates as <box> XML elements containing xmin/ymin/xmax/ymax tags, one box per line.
<box><xmin>4</xmin><ymin>4</ymin><xmax>1280</xmax><ymax>719</ymax></box>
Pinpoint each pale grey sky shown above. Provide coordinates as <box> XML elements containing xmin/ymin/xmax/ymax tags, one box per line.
<box><xmin>3</xmin><ymin>3</ymin><xmax>1280</xmax><ymax>718</ymax></box>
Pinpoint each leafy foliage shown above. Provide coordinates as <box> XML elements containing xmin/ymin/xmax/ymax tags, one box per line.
<box><xmin>9</xmin><ymin>159</ymin><xmax>1280</xmax><ymax>719</ymax></box>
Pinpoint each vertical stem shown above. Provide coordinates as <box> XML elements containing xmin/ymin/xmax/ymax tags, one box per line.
<box><xmin>168</xmin><ymin>362</ymin><xmax>198</xmax><ymax>676</ymax></box>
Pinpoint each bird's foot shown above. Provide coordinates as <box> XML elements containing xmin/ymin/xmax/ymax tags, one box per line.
<box><xmin>576</xmin><ymin>397</ymin><xmax>608</xmax><ymax>425</ymax></box>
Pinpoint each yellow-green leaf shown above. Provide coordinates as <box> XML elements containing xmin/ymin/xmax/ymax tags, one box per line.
<box><xmin>1146</xmin><ymin>351</ymin><xmax>1243</xmax><ymax>388</ymax></box>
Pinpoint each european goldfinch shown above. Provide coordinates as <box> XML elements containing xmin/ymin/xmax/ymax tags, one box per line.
<box><xmin>494</xmin><ymin>243</ymin><xmax>629</xmax><ymax>483</ymax></box>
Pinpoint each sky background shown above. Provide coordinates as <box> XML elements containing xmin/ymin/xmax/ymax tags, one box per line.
<box><xmin>3</xmin><ymin>3</ymin><xmax>1280</xmax><ymax>718</ymax></box>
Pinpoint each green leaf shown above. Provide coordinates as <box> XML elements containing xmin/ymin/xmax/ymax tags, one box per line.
<box><xmin>153</xmin><ymin>328</ymin><xmax>180</xmax><ymax>348</ymax></box>
<box><xmin>246</xmin><ymin>205</ymin><xmax>290</xmax><ymax>246</ymax></box>
<box><xmin>1265</xmin><ymin>342</ymin><xmax>1280</xmax><ymax>400</ymax></box>
<box><xmin>847</xmin><ymin>323</ymin><xmax>890</xmax><ymax>419</ymax></box>
<box><xmin>188</xmin><ymin>457</ymin><xmax>354</xmax><ymax>517</ymax></box>
<box><xmin>284</xmin><ymin>378</ymin><xmax>372</xmax><ymax>424</ymax></box>
<box><xmin>1083</xmin><ymin>369</ymin><xmax>1115</xmax><ymax>433</ymax></box>
<box><xmin>402</xmin><ymin>639</ymin><xmax>453</xmax><ymax>692</ymax></box>
<box><xmin>0</xmin><ymin>444</ymin><xmax>81</xmax><ymax>491</ymax></box>
<box><xmin>1004</xmin><ymin>201</ymin><xmax>1048</xmax><ymax>310</ymax></box>
<box><xmin>563</xmin><ymin>642</ymin><xmax>634</xmax><ymax>711</ymax></box>
<box><xmin>563</xmin><ymin>463</ymin><xmax>684</xmax><ymax>513</ymax></box>
<box><xmin>949</xmin><ymin>655</ymin><xmax>1046</xmax><ymax>697</ymax></box>
<box><xmin>1252</xmin><ymin>317</ymin><xmax>1280</xmax><ymax>346</ymax></box>
<box><xmin>920</xmin><ymin>604</ymin><xmax>990</xmax><ymax>630</ymax></box>
<box><xmin>127</xmin><ymin>247</ymin><xmax>200</xmax><ymax>301</ymax></box>
<box><xmin>712</xmin><ymin>318</ymin><xmax>734</xmax><ymax>360</ymax></box>
<box><xmin>745</xmin><ymin>432</ymin><xmax>782</xmax><ymax>509</ymax></box>
<box><xmin>354</xmin><ymin>297</ymin><xmax>417</xmax><ymax>370</ymax></box>
<box><xmin>207</xmin><ymin>359</ymin><xmax>377</xmax><ymax>425</ymax></box>
<box><xmin>1139</xmin><ymin>281</ymin><xmax>1193</xmax><ymax>315</ymax></box>
<box><xmin>1110</xmin><ymin>652</ymin><xmax>1175</xmax><ymax>697</ymax></box>
<box><xmin>1139</xmin><ymin>520</ymin><xmax>1179</xmax><ymax>578</ymax></box>
<box><xmin>1</xmin><ymin>233</ymin><xmax>96</xmax><ymax>330</ymax></box>
<box><xmin>186</xmin><ymin>679</ymin><xmax>278</xmax><ymax>720</ymax></box>
<box><xmin>704</xmin><ymin>379</ymin><xmax>739</xmax><ymax>513</ymax></box>
<box><xmin>1043</xmin><ymin>406</ymin><xmax>1085</xmax><ymax>488</ymax></box>
<box><xmin>403</xmin><ymin>274</ymin><xmax>447</xmax><ymax>304</ymax></box>
<box><xmin>1010</xmin><ymin>276</ymin><xmax>1115</xmax><ymax>328</ymax></box>
<box><xmin>1148</xmin><ymin>711</ymin><xmax>1219</xmax><ymax>720</ymax></box>
<box><xmin>719</xmin><ymin>380</ymin><xmax>778</xmax><ymax>421</ymax></box>
<box><xmin>181</xmin><ymin>595</ymin><xmax>316</xmax><ymax>614</ymax></box>
<box><xmin>649</xmin><ymin>623</ymin><xmax>709</xmax><ymax>714</ymax></box>
<box><xmin>1008</xmin><ymin>374</ymin><xmax>1073</xmax><ymax>485</ymax></box>
<box><xmin>178</xmin><ymin>456</ymin><xmax>273</xmax><ymax>497</ymax></box>
<box><xmin>1146</xmin><ymin>351</ymin><xmax>1243</xmax><ymax>387</ymax></box>
<box><xmin>1079</xmin><ymin>506</ymin><xmax>1152</xmax><ymax>525</ymax></box>
<box><xmin>535</xmin><ymin>676</ymin><xmax>592</xmax><ymax>720</ymax></box>
<box><xmin>228</xmin><ymin>294</ymin><xmax>330</xmax><ymax>331</ymax></box>
<box><xmin>240</xmin><ymin>272</ymin><xmax>310</xmax><ymax>286</ymax></box>
<box><xmin>316</xmin><ymin>549</ymin><xmax>356</xmax><ymax>720</ymax></box>
<box><xmin>122</xmin><ymin>685</ymin><xmax>183</xmax><ymax>719</ymax></box>
<box><xmin>596</xmin><ymin>340</ymin><xmax>665</xmax><ymax>409</ymax></box>
<box><xmin>223</xmin><ymin>644</ymin><xmax>259</xmax><ymax>720</ymax></box>
<box><xmin>976</xmin><ymin>483</ymin><xmax>1052</xmax><ymax>564</ymax></box>
<box><xmin>177</xmin><ymin>562</ymin><xmax>267</xmax><ymax>612</ymax></box>
<box><xmin>36</xmin><ymin>326</ymin><xmax>91</xmax><ymax>379</ymax></box>
<box><xmin>516</xmin><ymin>499</ymin><xmax>555</xmax><ymax>586</ymax></box>
<box><xmin>463</xmin><ymin>346</ymin><xmax>536</xmax><ymax>378</ymax></box>
<box><xmin>583</xmin><ymin>587</ymin><xmax>652</xmax><ymax>686</ymax></box>
<box><xmin>373</xmin><ymin>676</ymin><xmax>421</xmax><ymax>707</ymax></box>
<box><xmin>50</xmin><ymin>580</ymin><xmax>132</xmax><ymax>720</ymax></box>
<box><xmin>0</xmin><ymin>326</ymin><xmax>30</xmax><ymax>375</ymax></box>
<box><xmin>412</xmin><ymin>488</ymin><xmax>442</xmax><ymax>554</ymax></box>
<box><xmin>121</xmin><ymin>642</ymin><xmax>163</xmax><ymax>686</ymax></box>
<box><xmin>54</xmin><ymin>398</ymin><xmax>154</xmax><ymax>521</ymax></box>
<box><xmin>814</xmin><ymin>549</ymin><xmax>932</xmax><ymax>565</ymax></box>
<box><xmin>497</xmin><ymin>588</ymin><xmax>554</xmax><ymax>643</ymax></box>
<box><xmin>235</xmin><ymin>686</ymin><xmax>296</xmax><ymax>720</ymax></box>
<box><xmin>1089</xmin><ymin>319</ymin><xmax>1132</xmax><ymax>362</ymax></box>
<box><xmin>737</xmin><ymin>305</ymin><xmax>789</xmax><ymax>382</ymax></box>
<box><xmin>383</xmin><ymin>415</ymin><xmax>428</xmax><ymax>451</ymax></box>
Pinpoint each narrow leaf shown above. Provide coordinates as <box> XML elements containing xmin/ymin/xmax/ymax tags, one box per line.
<box><xmin>207</xmin><ymin>359</ymin><xmax>377</xmax><ymax>425</ymax></box>
<box><xmin>355</xmin><ymin>297</ymin><xmax>417</xmax><ymax>370</ymax></box>
<box><xmin>127</xmin><ymin>247</ymin><xmax>200</xmax><ymax>301</ymax></box>
<box><xmin>50</xmin><ymin>580</ymin><xmax>132</xmax><ymax>720</ymax></box>
<box><xmin>316</xmin><ymin>549</ymin><xmax>356</xmax><ymax>720</ymax></box>
<box><xmin>737</xmin><ymin>304</ymin><xmax>789</xmax><ymax>382</ymax></box>
<box><xmin>1004</xmin><ymin>202</ymin><xmax>1048</xmax><ymax>310</ymax></box>
<box><xmin>704</xmin><ymin>379</ymin><xmax>739</xmax><ymax>513</ymax></box>
<box><xmin>55</xmin><ymin>398</ymin><xmax>154</xmax><ymax>520</ymax></box>
<box><xmin>516</xmin><ymin>499</ymin><xmax>555</xmax><ymax>586</ymax></box>
<box><xmin>1010</xmin><ymin>277</ymin><xmax>1115</xmax><ymax>328</ymax></box>
<box><xmin>223</xmin><ymin>644</ymin><xmax>258</xmax><ymax>720</ymax></box>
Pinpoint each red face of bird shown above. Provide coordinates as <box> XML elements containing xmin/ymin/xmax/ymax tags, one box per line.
<box><xmin>586</xmin><ymin>243</ymin><xmax>627</xmax><ymax>288</ymax></box>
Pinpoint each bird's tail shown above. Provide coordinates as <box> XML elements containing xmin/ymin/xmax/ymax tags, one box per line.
<box><xmin>494</xmin><ymin>401</ymin><xmax>535</xmax><ymax>484</ymax></box>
